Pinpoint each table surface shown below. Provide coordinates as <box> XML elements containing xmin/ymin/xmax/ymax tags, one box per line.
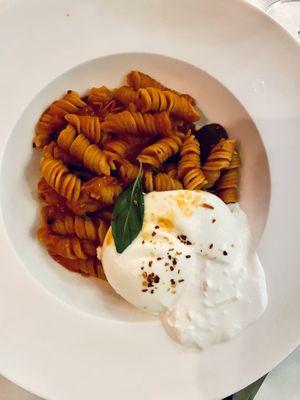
<box><xmin>0</xmin><ymin>0</ymin><xmax>299</xmax><ymax>399</ymax></box>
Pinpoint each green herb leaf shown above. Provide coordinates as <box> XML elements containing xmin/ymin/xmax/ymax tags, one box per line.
<box><xmin>230</xmin><ymin>375</ymin><xmax>268</xmax><ymax>400</ymax></box>
<box><xmin>112</xmin><ymin>163</ymin><xmax>144</xmax><ymax>253</ymax></box>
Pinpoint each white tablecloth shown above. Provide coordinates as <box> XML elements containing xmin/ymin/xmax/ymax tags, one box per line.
<box><xmin>0</xmin><ymin>0</ymin><xmax>299</xmax><ymax>399</ymax></box>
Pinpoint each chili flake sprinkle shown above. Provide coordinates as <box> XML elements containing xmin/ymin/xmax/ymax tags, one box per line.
<box><xmin>177</xmin><ymin>235</ymin><xmax>192</xmax><ymax>245</ymax></box>
<box><xmin>202</xmin><ymin>203</ymin><xmax>214</xmax><ymax>210</ymax></box>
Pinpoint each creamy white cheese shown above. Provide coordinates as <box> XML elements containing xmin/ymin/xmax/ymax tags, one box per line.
<box><xmin>100</xmin><ymin>190</ymin><xmax>268</xmax><ymax>349</ymax></box>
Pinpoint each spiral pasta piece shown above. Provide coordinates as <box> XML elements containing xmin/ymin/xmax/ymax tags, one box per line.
<box><xmin>57</xmin><ymin>125</ymin><xmax>114</xmax><ymax>176</ymax></box>
<box><xmin>137</xmin><ymin>135</ymin><xmax>182</xmax><ymax>169</ymax></box>
<box><xmin>202</xmin><ymin>139</ymin><xmax>236</xmax><ymax>189</ymax></box>
<box><xmin>215</xmin><ymin>169</ymin><xmax>239</xmax><ymax>204</ymax></box>
<box><xmin>34</xmin><ymin>91</ymin><xmax>86</xmax><ymax>148</ymax></box>
<box><xmin>137</xmin><ymin>88</ymin><xmax>199</xmax><ymax>122</ymax></box>
<box><xmin>178</xmin><ymin>134</ymin><xmax>207</xmax><ymax>190</ymax></box>
<box><xmin>102</xmin><ymin>111</ymin><xmax>172</xmax><ymax>137</ymax></box>
<box><xmin>66</xmin><ymin>191</ymin><xmax>102</xmax><ymax>216</ymax></box>
<box><xmin>49</xmin><ymin>91</ymin><xmax>86</xmax><ymax>117</ymax></box>
<box><xmin>87</xmin><ymin>86</ymin><xmax>112</xmax><ymax>105</ymax></box>
<box><xmin>38</xmin><ymin>178</ymin><xmax>66</xmax><ymax>207</ymax></box>
<box><xmin>127</xmin><ymin>70</ymin><xmax>195</xmax><ymax>104</ymax></box>
<box><xmin>41</xmin><ymin>206</ymin><xmax>98</xmax><ymax>241</ymax></box>
<box><xmin>40</xmin><ymin>157</ymin><xmax>81</xmax><ymax>202</ymax></box>
<box><xmin>37</xmin><ymin>226</ymin><xmax>96</xmax><ymax>259</ymax></box>
<box><xmin>215</xmin><ymin>149</ymin><xmax>240</xmax><ymax>203</ymax></box>
<box><xmin>82</xmin><ymin>176</ymin><xmax>122</xmax><ymax>205</ymax></box>
<box><xmin>65</xmin><ymin>114</ymin><xmax>107</xmax><ymax>144</ymax></box>
<box><xmin>103</xmin><ymin>139</ymin><xmax>132</xmax><ymax>158</ymax></box>
<box><xmin>51</xmin><ymin>253</ymin><xmax>105</xmax><ymax>279</ymax></box>
<box><xmin>113</xmin><ymin>86</ymin><xmax>138</xmax><ymax>106</ymax></box>
<box><xmin>117</xmin><ymin>159</ymin><xmax>140</xmax><ymax>185</ymax></box>
<box><xmin>34</xmin><ymin>114</ymin><xmax>66</xmax><ymax>148</ymax></box>
<box><xmin>143</xmin><ymin>170</ymin><xmax>182</xmax><ymax>192</ymax></box>
<box><xmin>43</xmin><ymin>142</ymin><xmax>77</xmax><ymax>164</ymax></box>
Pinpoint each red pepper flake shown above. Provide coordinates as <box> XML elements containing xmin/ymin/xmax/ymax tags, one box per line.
<box><xmin>177</xmin><ymin>235</ymin><xmax>192</xmax><ymax>246</ymax></box>
<box><xmin>202</xmin><ymin>203</ymin><xmax>214</xmax><ymax>209</ymax></box>
<box><xmin>223</xmin><ymin>250</ymin><xmax>228</xmax><ymax>256</ymax></box>
<box><xmin>212</xmin><ymin>219</ymin><xmax>216</xmax><ymax>224</ymax></box>
<box><xmin>178</xmin><ymin>279</ymin><xmax>185</xmax><ymax>283</ymax></box>
<box><xmin>147</xmin><ymin>273</ymin><xmax>160</xmax><ymax>288</ymax></box>
<box><xmin>164</xmin><ymin>262</ymin><xmax>169</xmax><ymax>266</ymax></box>
<box><xmin>209</xmin><ymin>243</ymin><xmax>213</xmax><ymax>249</ymax></box>
<box><xmin>185</xmin><ymin>255</ymin><xmax>191</xmax><ymax>258</ymax></box>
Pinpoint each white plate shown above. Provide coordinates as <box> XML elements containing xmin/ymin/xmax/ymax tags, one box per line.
<box><xmin>0</xmin><ymin>1</ymin><xmax>299</xmax><ymax>399</ymax></box>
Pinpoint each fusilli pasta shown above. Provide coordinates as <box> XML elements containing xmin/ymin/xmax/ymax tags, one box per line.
<box><xmin>57</xmin><ymin>125</ymin><xmax>115</xmax><ymax>176</ymax></box>
<box><xmin>65</xmin><ymin>114</ymin><xmax>107</xmax><ymax>145</ymax></box>
<box><xmin>127</xmin><ymin>70</ymin><xmax>196</xmax><ymax>104</ymax></box>
<box><xmin>34</xmin><ymin>91</ymin><xmax>86</xmax><ymax>148</ymax></box>
<box><xmin>202</xmin><ymin>139</ymin><xmax>236</xmax><ymax>189</ymax></box>
<box><xmin>214</xmin><ymin>149</ymin><xmax>240</xmax><ymax>203</ymax></box>
<box><xmin>33</xmin><ymin>70</ymin><xmax>241</xmax><ymax>280</ymax></box>
<box><xmin>102</xmin><ymin>111</ymin><xmax>172</xmax><ymax>137</ymax></box>
<box><xmin>137</xmin><ymin>135</ymin><xmax>182</xmax><ymax>169</ymax></box>
<box><xmin>40</xmin><ymin>157</ymin><xmax>81</xmax><ymax>202</ymax></box>
<box><xmin>178</xmin><ymin>134</ymin><xmax>207</xmax><ymax>190</ymax></box>
<box><xmin>137</xmin><ymin>87</ymin><xmax>199</xmax><ymax>122</ymax></box>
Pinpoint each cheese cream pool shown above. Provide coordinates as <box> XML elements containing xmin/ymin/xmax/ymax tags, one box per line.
<box><xmin>99</xmin><ymin>190</ymin><xmax>268</xmax><ymax>349</ymax></box>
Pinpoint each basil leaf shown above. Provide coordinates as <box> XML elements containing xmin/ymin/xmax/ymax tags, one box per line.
<box><xmin>112</xmin><ymin>164</ymin><xmax>144</xmax><ymax>253</ymax></box>
<box><xmin>228</xmin><ymin>374</ymin><xmax>267</xmax><ymax>400</ymax></box>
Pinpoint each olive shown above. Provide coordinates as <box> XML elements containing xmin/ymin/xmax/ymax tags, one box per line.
<box><xmin>194</xmin><ymin>123</ymin><xmax>228</xmax><ymax>164</ymax></box>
